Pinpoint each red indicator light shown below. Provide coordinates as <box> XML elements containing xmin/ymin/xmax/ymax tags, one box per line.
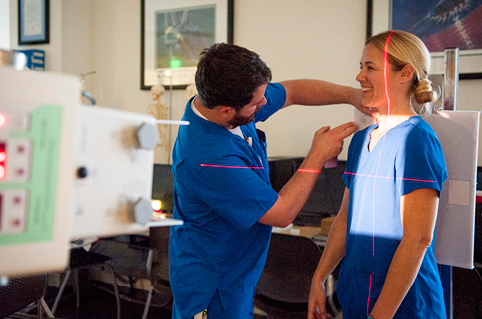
<box><xmin>12</xmin><ymin>219</ymin><xmax>21</xmax><ymax>227</ymax></box>
<box><xmin>0</xmin><ymin>152</ymin><xmax>5</xmax><ymax>162</ymax></box>
<box><xmin>0</xmin><ymin>114</ymin><xmax>5</xmax><ymax>127</ymax></box>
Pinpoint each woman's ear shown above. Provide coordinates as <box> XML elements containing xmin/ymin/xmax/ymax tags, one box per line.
<box><xmin>400</xmin><ymin>64</ymin><xmax>416</xmax><ymax>84</ymax></box>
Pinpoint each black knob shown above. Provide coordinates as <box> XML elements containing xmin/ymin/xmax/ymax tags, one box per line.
<box><xmin>77</xmin><ymin>167</ymin><xmax>88</xmax><ymax>178</ymax></box>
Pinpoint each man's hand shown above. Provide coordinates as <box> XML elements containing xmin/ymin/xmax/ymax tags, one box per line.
<box><xmin>350</xmin><ymin>88</ymin><xmax>378</xmax><ymax>117</ymax></box>
<box><xmin>307</xmin><ymin>122</ymin><xmax>357</xmax><ymax>168</ymax></box>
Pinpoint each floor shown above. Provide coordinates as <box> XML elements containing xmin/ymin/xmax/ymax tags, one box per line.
<box><xmin>7</xmin><ymin>280</ymin><xmax>268</xmax><ymax>319</ymax></box>
<box><xmin>454</xmin><ymin>266</ymin><xmax>482</xmax><ymax>318</ymax></box>
<box><xmin>5</xmin><ymin>266</ymin><xmax>482</xmax><ymax>319</ymax></box>
<box><xmin>9</xmin><ymin>281</ymin><xmax>172</xmax><ymax>319</ymax></box>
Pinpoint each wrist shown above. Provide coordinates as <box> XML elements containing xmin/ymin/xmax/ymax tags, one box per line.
<box><xmin>312</xmin><ymin>270</ymin><xmax>328</xmax><ymax>285</ymax></box>
<box><xmin>304</xmin><ymin>150</ymin><xmax>327</xmax><ymax>171</ymax></box>
<box><xmin>349</xmin><ymin>86</ymin><xmax>360</xmax><ymax>106</ymax></box>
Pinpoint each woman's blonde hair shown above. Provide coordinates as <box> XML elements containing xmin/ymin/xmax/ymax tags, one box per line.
<box><xmin>366</xmin><ymin>30</ymin><xmax>439</xmax><ymax>114</ymax></box>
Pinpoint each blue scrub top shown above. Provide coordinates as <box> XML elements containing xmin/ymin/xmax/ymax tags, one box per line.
<box><xmin>338</xmin><ymin>116</ymin><xmax>448</xmax><ymax>318</ymax></box>
<box><xmin>169</xmin><ymin>83</ymin><xmax>286</xmax><ymax>317</ymax></box>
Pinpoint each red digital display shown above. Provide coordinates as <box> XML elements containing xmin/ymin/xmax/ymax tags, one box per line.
<box><xmin>0</xmin><ymin>194</ymin><xmax>2</xmax><ymax>230</ymax></box>
<box><xmin>0</xmin><ymin>142</ymin><xmax>6</xmax><ymax>180</ymax></box>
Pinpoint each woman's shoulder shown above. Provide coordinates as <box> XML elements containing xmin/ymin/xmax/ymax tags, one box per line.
<box><xmin>408</xmin><ymin>115</ymin><xmax>434</xmax><ymax>130</ymax></box>
<box><xmin>403</xmin><ymin>116</ymin><xmax>445</xmax><ymax>159</ymax></box>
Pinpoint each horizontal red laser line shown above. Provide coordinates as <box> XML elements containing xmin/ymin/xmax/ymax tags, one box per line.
<box><xmin>200</xmin><ymin>164</ymin><xmax>264</xmax><ymax>169</ymax></box>
<box><xmin>297</xmin><ymin>169</ymin><xmax>322</xmax><ymax>173</ymax></box>
<box><xmin>344</xmin><ymin>171</ymin><xmax>436</xmax><ymax>183</ymax></box>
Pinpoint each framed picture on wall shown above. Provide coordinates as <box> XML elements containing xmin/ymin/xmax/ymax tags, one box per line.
<box><xmin>367</xmin><ymin>0</ymin><xmax>482</xmax><ymax>79</ymax></box>
<box><xmin>18</xmin><ymin>0</ymin><xmax>49</xmax><ymax>45</ymax></box>
<box><xmin>141</xmin><ymin>0</ymin><xmax>234</xmax><ymax>90</ymax></box>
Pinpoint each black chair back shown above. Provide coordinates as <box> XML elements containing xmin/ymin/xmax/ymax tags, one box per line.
<box><xmin>254</xmin><ymin>232</ymin><xmax>322</xmax><ymax>318</ymax></box>
<box><xmin>0</xmin><ymin>274</ymin><xmax>46</xmax><ymax>318</ymax></box>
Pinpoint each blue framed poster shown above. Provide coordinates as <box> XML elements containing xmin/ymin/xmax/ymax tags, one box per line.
<box><xmin>18</xmin><ymin>0</ymin><xmax>49</xmax><ymax>45</ymax></box>
<box><xmin>368</xmin><ymin>0</ymin><xmax>482</xmax><ymax>79</ymax></box>
<box><xmin>391</xmin><ymin>0</ymin><xmax>482</xmax><ymax>52</ymax></box>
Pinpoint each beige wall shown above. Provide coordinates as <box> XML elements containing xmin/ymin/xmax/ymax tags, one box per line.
<box><xmin>0</xmin><ymin>0</ymin><xmax>9</xmax><ymax>50</ymax></box>
<box><xmin>5</xmin><ymin>0</ymin><xmax>482</xmax><ymax>164</ymax></box>
<box><xmin>235</xmin><ymin>0</ymin><xmax>367</xmax><ymax>159</ymax></box>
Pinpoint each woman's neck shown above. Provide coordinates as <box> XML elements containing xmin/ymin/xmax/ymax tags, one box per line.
<box><xmin>368</xmin><ymin>101</ymin><xmax>416</xmax><ymax>152</ymax></box>
<box><xmin>374</xmin><ymin>100</ymin><xmax>416</xmax><ymax>132</ymax></box>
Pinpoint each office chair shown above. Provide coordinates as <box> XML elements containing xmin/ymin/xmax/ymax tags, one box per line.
<box><xmin>142</xmin><ymin>226</ymin><xmax>173</xmax><ymax>319</ymax></box>
<box><xmin>0</xmin><ymin>274</ymin><xmax>56</xmax><ymax>319</ymax></box>
<box><xmin>254</xmin><ymin>232</ymin><xmax>339</xmax><ymax>319</ymax></box>
<box><xmin>51</xmin><ymin>247</ymin><xmax>120</xmax><ymax>319</ymax></box>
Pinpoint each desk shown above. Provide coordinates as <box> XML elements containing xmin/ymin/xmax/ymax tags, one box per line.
<box><xmin>273</xmin><ymin>224</ymin><xmax>327</xmax><ymax>246</ymax></box>
<box><xmin>274</xmin><ymin>225</ymin><xmax>319</xmax><ymax>237</ymax></box>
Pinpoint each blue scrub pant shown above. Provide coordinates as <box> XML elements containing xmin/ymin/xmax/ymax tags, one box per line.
<box><xmin>172</xmin><ymin>289</ymin><xmax>255</xmax><ymax>319</ymax></box>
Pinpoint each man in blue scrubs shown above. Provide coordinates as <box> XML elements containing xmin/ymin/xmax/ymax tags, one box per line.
<box><xmin>169</xmin><ymin>43</ymin><xmax>367</xmax><ymax>319</ymax></box>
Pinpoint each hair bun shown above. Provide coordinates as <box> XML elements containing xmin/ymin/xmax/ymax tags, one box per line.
<box><xmin>414</xmin><ymin>78</ymin><xmax>437</xmax><ymax>104</ymax></box>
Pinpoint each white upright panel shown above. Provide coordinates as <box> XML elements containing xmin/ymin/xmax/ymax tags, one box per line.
<box><xmin>70</xmin><ymin>106</ymin><xmax>182</xmax><ymax>240</ymax></box>
<box><xmin>424</xmin><ymin>111</ymin><xmax>480</xmax><ymax>269</ymax></box>
<box><xmin>0</xmin><ymin>67</ymin><xmax>79</xmax><ymax>276</ymax></box>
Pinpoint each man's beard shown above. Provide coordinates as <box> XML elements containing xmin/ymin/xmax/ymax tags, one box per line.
<box><xmin>227</xmin><ymin>106</ymin><xmax>261</xmax><ymax>128</ymax></box>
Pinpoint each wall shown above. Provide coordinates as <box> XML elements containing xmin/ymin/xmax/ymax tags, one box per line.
<box><xmin>235</xmin><ymin>0</ymin><xmax>367</xmax><ymax>160</ymax></box>
<box><xmin>60</xmin><ymin>0</ymin><xmax>95</xmax><ymax>79</ymax></box>
<box><xmin>0</xmin><ymin>0</ymin><xmax>9</xmax><ymax>50</ymax></box>
<box><xmin>89</xmin><ymin>1</ymin><xmax>173</xmax><ymax>163</ymax></box>
<box><xmin>4</xmin><ymin>0</ymin><xmax>482</xmax><ymax>164</ymax></box>
<box><xmin>88</xmin><ymin>0</ymin><xmax>369</xmax><ymax>163</ymax></box>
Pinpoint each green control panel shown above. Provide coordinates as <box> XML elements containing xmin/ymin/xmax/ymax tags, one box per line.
<box><xmin>0</xmin><ymin>105</ymin><xmax>62</xmax><ymax>245</ymax></box>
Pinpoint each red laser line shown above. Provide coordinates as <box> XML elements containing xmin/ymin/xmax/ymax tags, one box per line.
<box><xmin>367</xmin><ymin>273</ymin><xmax>373</xmax><ymax>318</ymax></box>
<box><xmin>367</xmin><ymin>30</ymin><xmax>395</xmax><ymax>317</ymax></box>
<box><xmin>297</xmin><ymin>168</ymin><xmax>322</xmax><ymax>173</ymax></box>
<box><xmin>384</xmin><ymin>32</ymin><xmax>392</xmax><ymax>116</ymax></box>
<box><xmin>344</xmin><ymin>171</ymin><xmax>436</xmax><ymax>183</ymax></box>
<box><xmin>200</xmin><ymin>164</ymin><xmax>264</xmax><ymax>169</ymax></box>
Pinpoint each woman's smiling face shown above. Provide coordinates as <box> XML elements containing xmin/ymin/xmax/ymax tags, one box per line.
<box><xmin>356</xmin><ymin>43</ymin><xmax>395</xmax><ymax>110</ymax></box>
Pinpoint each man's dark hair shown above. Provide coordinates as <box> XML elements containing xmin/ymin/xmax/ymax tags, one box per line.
<box><xmin>195</xmin><ymin>43</ymin><xmax>272</xmax><ymax>110</ymax></box>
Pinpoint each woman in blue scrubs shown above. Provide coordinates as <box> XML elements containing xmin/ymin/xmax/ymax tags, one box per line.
<box><xmin>308</xmin><ymin>30</ymin><xmax>447</xmax><ymax>319</ymax></box>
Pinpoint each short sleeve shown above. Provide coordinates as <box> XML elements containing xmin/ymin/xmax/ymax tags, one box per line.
<box><xmin>396</xmin><ymin>129</ymin><xmax>447</xmax><ymax>196</ymax></box>
<box><xmin>254</xmin><ymin>83</ymin><xmax>286</xmax><ymax>122</ymax></box>
<box><xmin>343</xmin><ymin>130</ymin><xmax>368</xmax><ymax>189</ymax></box>
<box><xmin>193</xmin><ymin>155</ymin><xmax>279</xmax><ymax>231</ymax></box>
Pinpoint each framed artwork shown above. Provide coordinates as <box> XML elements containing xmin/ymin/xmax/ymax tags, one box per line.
<box><xmin>18</xmin><ymin>0</ymin><xmax>49</xmax><ymax>45</ymax></box>
<box><xmin>141</xmin><ymin>0</ymin><xmax>234</xmax><ymax>90</ymax></box>
<box><xmin>367</xmin><ymin>0</ymin><xmax>482</xmax><ymax>79</ymax></box>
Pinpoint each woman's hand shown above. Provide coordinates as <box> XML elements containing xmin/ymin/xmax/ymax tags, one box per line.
<box><xmin>307</xmin><ymin>275</ymin><xmax>332</xmax><ymax>319</ymax></box>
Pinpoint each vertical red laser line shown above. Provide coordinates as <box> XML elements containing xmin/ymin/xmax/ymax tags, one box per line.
<box><xmin>367</xmin><ymin>31</ymin><xmax>394</xmax><ymax>318</ymax></box>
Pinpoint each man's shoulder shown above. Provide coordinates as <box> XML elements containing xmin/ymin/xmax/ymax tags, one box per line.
<box><xmin>176</xmin><ymin>129</ymin><xmax>246</xmax><ymax>164</ymax></box>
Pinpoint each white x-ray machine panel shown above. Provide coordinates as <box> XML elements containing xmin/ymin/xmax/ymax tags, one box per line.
<box><xmin>0</xmin><ymin>67</ymin><xmax>182</xmax><ymax>277</ymax></box>
<box><xmin>425</xmin><ymin>111</ymin><xmax>480</xmax><ymax>269</ymax></box>
<box><xmin>71</xmin><ymin>106</ymin><xmax>182</xmax><ymax>239</ymax></box>
<box><xmin>355</xmin><ymin>109</ymin><xmax>480</xmax><ymax>269</ymax></box>
<box><xmin>0</xmin><ymin>67</ymin><xmax>78</xmax><ymax>277</ymax></box>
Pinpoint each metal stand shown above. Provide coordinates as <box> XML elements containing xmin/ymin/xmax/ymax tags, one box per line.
<box><xmin>440</xmin><ymin>47</ymin><xmax>460</xmax><ymax>319</ymax></box>
<box><xmin>440</xmin><ymin>265</ymin><xmax>453</xmax><ymax>319</ymax></box>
